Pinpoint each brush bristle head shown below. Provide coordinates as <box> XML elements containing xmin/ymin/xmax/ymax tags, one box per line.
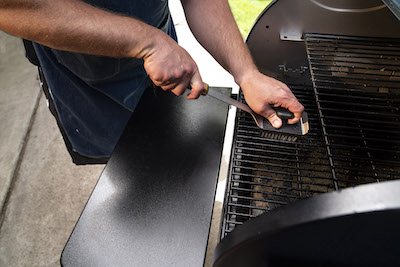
<box><xmin>261</xmin><ymin>131</ymin><xmax>298</xmax><ymax>142</ymax></box>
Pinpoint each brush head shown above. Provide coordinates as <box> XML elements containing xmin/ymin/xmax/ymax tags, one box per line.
<box><xmin>260</xmin><ymin>131</ymin><xmax>299</xmax><ymax>142</ymax></box>
<box><xmin>258</xmin><ymin>111</ymin><xmax>309</xmax><ymax>141</ymax></box>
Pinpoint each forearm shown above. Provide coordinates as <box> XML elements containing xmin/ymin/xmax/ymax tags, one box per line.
<box><xmin>182</xmin><ymin>0</ymin><xmax>304</xmax><ymax>126</ymax></box>
<box><xmin>0</xmin><ymin>0</ymin><xmax>164</xmax><ymax>59</ymax></box>
<box><xmin>181</xmin><ymin>0</ymin><xmax>258</xmax><ymax>85</ymax></box>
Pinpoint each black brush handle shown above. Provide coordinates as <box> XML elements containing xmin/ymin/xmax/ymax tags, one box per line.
<box><xmin>274</xmin><ymin>107</ymin><xmax>294</xmax><ymax>120</ymax></box>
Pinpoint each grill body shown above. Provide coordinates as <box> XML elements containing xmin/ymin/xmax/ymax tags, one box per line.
<box><xmin>215</xmin><ymin>0</ymin><xmax>400</xmax><ymax>265</ymax></box>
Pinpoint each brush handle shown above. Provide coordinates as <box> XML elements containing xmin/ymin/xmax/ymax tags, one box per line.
<box><xmin>274</xmin><ymin>107</ymin><xmax>294</xmax><ymax>120</ymax></box>
<box><xmin>189</xmin><ymin>83</ymin><xmax>294</xmax><ymax>121</ymax></box>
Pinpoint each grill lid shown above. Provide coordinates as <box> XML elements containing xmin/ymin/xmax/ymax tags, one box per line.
<box><xmin>214</xmin><ymin>180</ymin><xmax>400</xmax><ymax>267</ymax></box>
<box><xmin>382</xmin><ymin>0</ymin><xmax>400</xmax><ymax>20</ymax></box>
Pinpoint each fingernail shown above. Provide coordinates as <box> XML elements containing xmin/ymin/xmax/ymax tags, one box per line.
<box><xmin>272</xmin><ymin>119</ymin><xmax>282</xmax><ymax>128</ymax></box>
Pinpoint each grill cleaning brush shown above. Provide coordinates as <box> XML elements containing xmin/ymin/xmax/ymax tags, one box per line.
<box><xmin>198</xmin><ymin>83</ymin><xmax>309</xmax><ymax>141</ymax></box>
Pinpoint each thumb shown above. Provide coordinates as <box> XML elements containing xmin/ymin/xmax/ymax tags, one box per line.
<box><xmin>263</xmin><ymin>107</ymin><xmax>282</xmax><ymax>129</ymax></box>
<box><xmin>187</xmin><ymin>71</ymin><xmax>204</xmax><ymax>100</ymax></box>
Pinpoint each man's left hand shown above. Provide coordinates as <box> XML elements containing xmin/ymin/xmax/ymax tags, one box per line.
<box><xmin>239</xmin><ymin>71</ymin><xmax>304</xmax><ymax>129</ymax></box>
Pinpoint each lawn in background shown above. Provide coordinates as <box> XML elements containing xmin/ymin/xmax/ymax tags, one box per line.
<box><xmin>229</xmin><ymin>0</ymin><xmax>272</xmax><ymax>39</ymax></box>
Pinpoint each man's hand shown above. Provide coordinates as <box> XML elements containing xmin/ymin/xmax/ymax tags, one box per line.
<box><xmin>143</xmin><ymin>32</ymin><xmax>205</xmax><ymax>99</ymax></box>
<box><xmin>239</xmin><ymin>71</ymin><xmax>304</xmax><ymax>128</ymax></box>
<box><xmin>181</xmin><ymin>0</ymin><xmax>303</xmax><ymax>128</ymax></box>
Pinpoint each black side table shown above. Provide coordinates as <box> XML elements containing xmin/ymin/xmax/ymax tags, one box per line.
<box><xmin>61</xmin><ymin>87</ymin><xmax>231</xmax><ymax>266</ymax></box>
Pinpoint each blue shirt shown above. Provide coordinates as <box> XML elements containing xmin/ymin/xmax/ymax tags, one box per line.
<box><xmin>33</xmin><ymin>0</ymin><xmax>177</xmax><ymax>158</ymax></box>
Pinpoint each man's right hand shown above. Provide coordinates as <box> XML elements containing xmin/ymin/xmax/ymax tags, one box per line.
<box><xmin>143</xmin><ymin>32</ymin><xmax>205</xmax><ymax>100</ymax></box>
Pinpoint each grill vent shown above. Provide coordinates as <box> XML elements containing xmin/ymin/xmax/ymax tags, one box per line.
<box><xmin>221</xmin><ymin>34</ymin><xmax>400</xmax><ymax>238</ymax></box>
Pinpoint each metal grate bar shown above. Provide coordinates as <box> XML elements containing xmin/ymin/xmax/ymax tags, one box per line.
<box><xmin>309</xmin><ymin>58</ymin><xmax>400</xmax><ymax>68</ymax></box>
<box><xmin>221</xmin><ymin>83</ymin><xmax>335</xmax><ymax>237</ymax></box>
<box><xmin>231</xmin><ymin>179</ymin><xmax>334</xmax><ymax>195</ymax></box>
<box><xmin>312</xmin><ymin>79</ymin><xmax>400</xmax><ymax>89</ymax></box>
<box><xmin>234</xmin><ymin>159</ymin><xmax>331</xmax><ymax>173</ymax></box>
<box><xmin>306</xmin><ymin>33</ymin><xmax>400</xmax><ymax>187</ymax></box>
<box><xmin>232</xmin><ymin>162</ymin><xmax>395</xmax><ymax>182</ymax></box>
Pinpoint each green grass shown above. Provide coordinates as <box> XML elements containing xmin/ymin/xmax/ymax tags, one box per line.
<box><xmin>229</xmin><ymin>0</ymin><xmax>272</xmax><ymax>39</ymax></box>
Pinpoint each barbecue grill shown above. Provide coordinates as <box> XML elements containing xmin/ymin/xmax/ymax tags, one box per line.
<box><xmin>61</xmin><ymin>1</ymin><xmax>400</xmax><ymax>266</ymax></box>
<box><xmin>220</xmin><ymin>34</ymin><xmax>400</xmax><ymax>237</ymax></box>
<box><xmin>212</xmin><ymin>0</ymin><xmax>400</xmax><ymax>266</ymax></box>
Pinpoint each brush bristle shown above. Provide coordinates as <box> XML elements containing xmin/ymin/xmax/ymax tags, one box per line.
<box><xmin>261</xmin><ymin>131</ymin><xmax>298</xmax><ymax>142</ymax></box>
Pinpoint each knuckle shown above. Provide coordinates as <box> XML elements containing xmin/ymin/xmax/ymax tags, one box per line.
<box><xmin>172</xmin><ymin>69</ymin><xmax>181</xmax><ymax>80</ymax></box>
<box><xmin>291</xmin><ymin>100</ymin><xmax>304</xmax><ymax>112</ymax></box>
<box><xmin>253</xmin><ymin>104</ymin><xmax>271</xmax><ymax>117</ymax></box>
<box><xmin>183</xmin><ymin>66</ymin><xmax>193</xmax><ymax>76</ymax></box>
<box><xmin>276</xmin><ymin>90</ymin><xmax>287</xmax><ymax>99</ymax></box>
<box><xmin>152</xmin><ymin>73</ymin><xmax>164</xmax><ymax>83</ymax></box>
<box><xmin>152</xmin><ymin>80</ymin><xmax>162</xmax><ymax>86</ymax></box>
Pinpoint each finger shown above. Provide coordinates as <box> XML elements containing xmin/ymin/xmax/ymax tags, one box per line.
<box><xmin>187</xmin><ymin>71</ymin><xmax>204</xmax><ymax>100</ymax></box>
<box><xmin>151</xmin><ymin>79</ymin><xmax>163</xmax><ymax>88</ymax></box>
<box><xmin>149</xmin><ymin>72</ymin><xmax>181</xmax><ymax>90</ymax></box>
<box><xmin>261</xmin><ymin>106</ymin><xmax>282</xmax><ymax>129</ymax></box>
<box><xmin>267</xmin><ymin>112</ymin><xmax>283</xmax><ymax>129</ymax></box>
<box><xmin>288</xmin><ymin>116</ymin><xmax>300</xmax><ymax>124</ymax></box>
<box><xmin>287</xmin><ymin>109</ymin><xmax>304</xmax><ymax>124</ymax></box>
<box><xmin>288</xmin><ymin>112</ymin><xmax>303</xmax><ymax>124</ymax></box>
<box><xmin>171</xmin><ymin>81</ymin><xmax>190</xmax><ymax>96</ymax></box>
<box><xmin>151</xmin><ymin>80</ymin><xmax>176</xmax><ymax>91</ymax></box>
<box><xmin>287</xmin><ymin>101</ymin><xmax>304</xmax><ymax>124</ymax></box>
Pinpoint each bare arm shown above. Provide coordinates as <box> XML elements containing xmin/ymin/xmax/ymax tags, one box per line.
<box><xmin>0</xmin><ymin>0</ymin><xmax>205</xmax><ymax>96</ymax></box>
<box><xmin>0</xmin><ymin>0</ymin><xmax>157</xmax><ymax>58</ymax></box>
<box><xmin>181</xmin><ymin>0</ymin><xmax>304</xmax><ymax>127</ymax></box>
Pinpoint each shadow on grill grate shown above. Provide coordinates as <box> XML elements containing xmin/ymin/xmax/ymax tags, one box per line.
<box><xmin>221</xmin><ymin>34</ymin><xmax>400</xmax><ymax>238</ymax></box>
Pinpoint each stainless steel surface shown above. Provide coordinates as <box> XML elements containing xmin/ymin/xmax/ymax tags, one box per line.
<box><xmin>310</xmin><ymin>0</ymin><xmax>386</xmax><ymax>13</ymax></box>
<box><xmin>382</xmin><ymin>0</ymin><xmax>400</xmax><ymax>20</ymax></box>
<box><xmin>204</xmin><ymin>105</ymin><xmax>237</xmax><ymax>267</ymax></box>
<box><xmin>246</xmin><ymin>0</ymin><xmax>400</xmax><ymax>83</ymax></box>
<box><xmin>207</xmin><ymin>89</ymin><xmax>253</xmax><ymax>114</ymax></box>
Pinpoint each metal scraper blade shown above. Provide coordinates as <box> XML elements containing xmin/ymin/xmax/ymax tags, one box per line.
<box><xmin>206</xmin><ymin>88</ymin><xmax>309</xmax><ymax>136</ymax></box>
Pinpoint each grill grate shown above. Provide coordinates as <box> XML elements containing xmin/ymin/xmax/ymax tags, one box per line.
<box><xmin>221</xmin><ymin>34</ymin><xmax>400</xmax><ymax>238</ymax></box>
